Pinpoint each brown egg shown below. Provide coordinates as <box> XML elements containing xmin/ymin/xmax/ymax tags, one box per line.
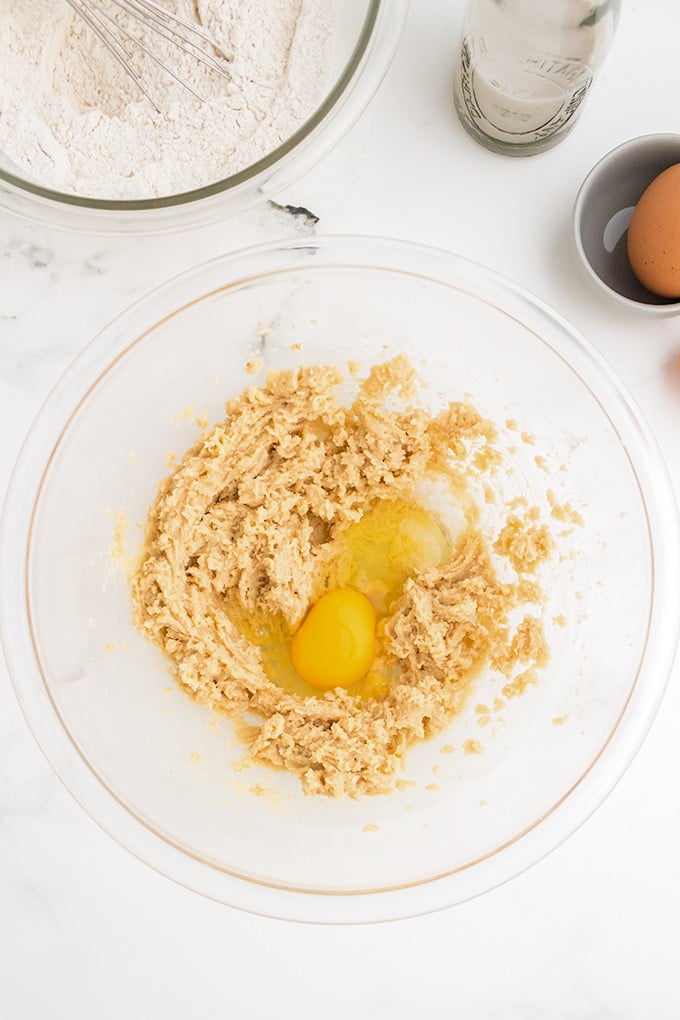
<box><xmin>627</xmin><ymin>163</ymin><xmax>680</xmax><ymax>298</ymax></box>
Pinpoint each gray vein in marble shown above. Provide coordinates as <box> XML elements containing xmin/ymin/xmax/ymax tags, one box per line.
<box><xmin>0</xmin><ymin>730</ymin><xmax>57</xmax><ymax>824</ymax></box>
<box><xmin>0</xmin><ymin>338</ymin><xmax>75</xmax><ymax>390</ymax></box>
<box><xmin>0</xmin><ymin>238</ymin><xmax>54</xmax><ymax>271</ymax></box>
<box><xmin>266</xmin><ymin>200</ymin><xmax>320</xmax><ymax>236</ymax></box>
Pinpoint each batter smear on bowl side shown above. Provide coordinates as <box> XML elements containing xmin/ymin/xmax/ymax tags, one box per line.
<box><xmin>132</xmin><ymin>357</ymin><xmax>551</xmax><ymax>797</ymax></box>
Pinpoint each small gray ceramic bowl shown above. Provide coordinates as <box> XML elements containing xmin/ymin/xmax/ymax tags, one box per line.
<box><xmin>573</xmin><ymin>133</ymin><xmax>680</xmax><ymax>314</ymax></box>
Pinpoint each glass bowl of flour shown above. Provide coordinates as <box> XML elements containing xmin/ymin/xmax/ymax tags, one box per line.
<box><xmin>0</xmin><ymin>1</ymin><xmax>405</xmax><ymax>234</ymax></box>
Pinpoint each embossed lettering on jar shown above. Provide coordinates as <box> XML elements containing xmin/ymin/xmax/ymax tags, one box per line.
<box><xmin>454</xmin><ymin>0</ymin><xmax>620</xmax><ymax>157</ymax></box>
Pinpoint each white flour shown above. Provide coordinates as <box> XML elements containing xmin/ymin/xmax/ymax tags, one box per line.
<box><xmin>0</xmin><ymin>0</ymin><xmax>331</xmax><ymax>199</ymax></box>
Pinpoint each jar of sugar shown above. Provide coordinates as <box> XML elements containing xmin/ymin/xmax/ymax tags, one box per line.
<box><xmin>453</xmin><ymin>0</ymin><xmax>620</xmax><ymax>156</ymax></box>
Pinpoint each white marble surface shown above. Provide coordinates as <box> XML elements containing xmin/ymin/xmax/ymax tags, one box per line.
<box><xmin>2</xmin><ymin>2</ymin><xmax>679</xmax><ymax>1016</ymax></box>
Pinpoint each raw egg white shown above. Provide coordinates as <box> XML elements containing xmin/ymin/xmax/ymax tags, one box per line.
<box><xmin>240</xmin><ymin>498</ymin><xmax>452</xmax><ymax>700</ymax></box>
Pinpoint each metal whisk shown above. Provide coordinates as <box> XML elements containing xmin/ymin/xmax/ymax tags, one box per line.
<box><xmin>65</xmin><ymin>0</ymin><xmax>230</xmax><ymax>112</ymax></box>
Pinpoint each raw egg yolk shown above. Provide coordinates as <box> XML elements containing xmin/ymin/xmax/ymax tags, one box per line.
<box><xmin>291</xmin><ymin>589</ymin><xmax>376</xmax><ymax>691</ymax></box>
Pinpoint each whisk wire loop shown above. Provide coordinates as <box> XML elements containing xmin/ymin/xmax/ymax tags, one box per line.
<box><xmin>64</xmin><ymin>0</ymin><xmax>230</xmax><ymax>110</ymax></box>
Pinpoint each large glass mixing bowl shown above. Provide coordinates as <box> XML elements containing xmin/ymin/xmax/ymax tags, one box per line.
<box><xmin>1</xmin><ymin>237</ymin><xmax>677</xmax><ymax>923</ymax></box>
<box><xmin>0</xmin><ymin>2</ymin><xmax>405</xmax><ymax>234</ymax></box>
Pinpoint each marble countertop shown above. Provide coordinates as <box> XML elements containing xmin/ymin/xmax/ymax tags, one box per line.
<box><xmin>1</xmin><ymin>2</ymin><xmax>679</xmax><ymax>1017</ymax></box>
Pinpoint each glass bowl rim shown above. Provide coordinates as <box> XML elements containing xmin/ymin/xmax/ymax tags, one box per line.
<box><xmin>1</xmin><ymin>235</ymin><xmax>678</xmax><ymax>923</ymax></box>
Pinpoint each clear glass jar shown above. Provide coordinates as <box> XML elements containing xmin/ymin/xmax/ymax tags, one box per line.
<box><xmin>454</xmin><ymin>0</ymin><xmax>620</xmax><ymax>156</ymax></box>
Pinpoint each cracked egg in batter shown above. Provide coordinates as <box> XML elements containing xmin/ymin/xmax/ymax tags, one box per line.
<box><xmin>131</xmin><ymin>356</ymin><xmax>552</xmax><ymax>798</ymax></box>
